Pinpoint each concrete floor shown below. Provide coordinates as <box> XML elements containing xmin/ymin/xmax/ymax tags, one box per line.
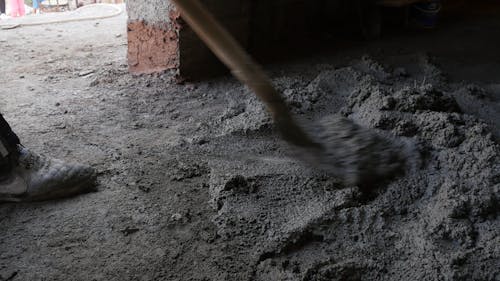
<box><xmin>0</xmin><ymin>7</ymin><xmax>499</xmax><ymax>281</ymax></box>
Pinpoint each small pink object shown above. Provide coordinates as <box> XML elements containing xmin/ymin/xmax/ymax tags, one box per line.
<box><xmin>10</xmin><ymin>0</ymin><xmax>25</xmax><ymax>17</ymax></box>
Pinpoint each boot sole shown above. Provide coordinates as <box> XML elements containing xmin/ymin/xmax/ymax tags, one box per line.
<box><xmin>0</xmin><ymin>177</ymin><xmax>97</xmax><ymax>203</ymax></box>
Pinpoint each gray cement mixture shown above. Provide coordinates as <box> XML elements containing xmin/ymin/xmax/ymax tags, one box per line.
<box><xmin>0</xmin><ymin>11</ymin><xmax>499</xmax><ymax>281</ymax></box>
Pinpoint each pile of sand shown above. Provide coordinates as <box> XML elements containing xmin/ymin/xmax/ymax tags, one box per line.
<box><xmin>206</xmin><ymin>55</ymin><xmax>499</xmax><ymax>280</ymax></box>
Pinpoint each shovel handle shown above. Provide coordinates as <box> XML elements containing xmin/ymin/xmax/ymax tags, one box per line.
<box><xmin>171</xmin><ymin>0</ymin><xmax>319</xmax><ymax>148</ymax></box>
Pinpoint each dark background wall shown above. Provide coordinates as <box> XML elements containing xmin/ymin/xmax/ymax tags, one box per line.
<box><xmin>178</xmin><ymin>0</ymin><xmax>357</xmax><ymax>79</ymax></box>
<box><xmin>127</xmin><ymin>0</ymin><xmax>499</xmax><ymax>80</ymax></box>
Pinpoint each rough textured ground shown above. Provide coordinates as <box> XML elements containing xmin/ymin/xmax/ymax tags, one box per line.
<box><xmin>0</xmin><ymin>9</ymin><xmax>499</xmax><ymax>281</ymax></box>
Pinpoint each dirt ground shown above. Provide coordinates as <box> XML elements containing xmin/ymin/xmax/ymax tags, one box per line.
<box><xmin>0</xmin><ymin>7</ymin><xmax>499</xmax><ymax>281</ymax></box>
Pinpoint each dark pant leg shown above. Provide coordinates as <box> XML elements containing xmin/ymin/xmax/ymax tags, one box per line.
<box><xmin>0</xmin><ymin>113</ymin><xmax>21</xmax><ymax>150</ymax></box>
<box><xmin>0</xmin><ymin>113</ymin><xmax>20</xmax><ymax>175</ymax></box>
<box><xmin>0</xmin><ymin>0</ymin><xmax>5</xmax><ymax>14</ymax></box>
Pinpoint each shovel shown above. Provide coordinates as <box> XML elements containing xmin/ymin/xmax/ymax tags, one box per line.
<box><xmin>171</xmin><ymin>0</ymin><xmax>407</xmax><ymax>186</ymax></box>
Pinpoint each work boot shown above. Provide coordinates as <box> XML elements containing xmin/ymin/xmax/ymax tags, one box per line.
<box><xmin>0</xmin><ymin>145</ymin><xmax>97</xmax><ymax>202</ymax></box>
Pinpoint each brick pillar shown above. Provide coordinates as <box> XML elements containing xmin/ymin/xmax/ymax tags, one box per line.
<box><xmin>126</xmin><ymin>0</ymin><xmax>251</xmax><ymax>79</ymax></box>
<box><xmin>127</xmin><ymin>0</ymin><xmax>181</xmax><ymax>74</ymax></box>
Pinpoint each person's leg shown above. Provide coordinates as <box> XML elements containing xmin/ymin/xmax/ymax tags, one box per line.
<box><xmin>0</xmin><ymin>113</ymin><xmax>21</xmax><ymax>150</ymax></box>
<box><xmin>10</xmin><ymin>0</ymin><xmax>19</xmax><ymax>17</ymax></box>
<box><xmin>0</xmin><ymin>113</ymin><xmax>97</xmax><ymax>202</ymax></box>
<box><xmin>0</xmin><ymin>114</ymin><xmax>20</xmax><ymax>183</ymax></box>
<box><xmin>0</xmin><ymin>114</ymin><xmax>18</xmax><ymax>157</ymax></box>
<box><xmin>18</xmin><ymin>0</ymin><xmax>25</xmax><ymax>16</ymax></box>
<box><xmin>34</xmin><ymin>0</ymin><xmax>41</xmax><ymax>14</ymax></box>
<box><xmin>0</xmin><ymin>0</ymin><xmax>6</xmax><ymax>14</ymax></box>
<box><xmin>10</xmin><ymin>0</ymin><xmax>16</xmax><ymax>16</ymax></box>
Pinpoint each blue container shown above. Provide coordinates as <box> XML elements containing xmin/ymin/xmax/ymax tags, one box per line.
<box><xmin>411</xmin><ymin>0</ymin><xmax>442</xmax><ymax>28</ymax></box>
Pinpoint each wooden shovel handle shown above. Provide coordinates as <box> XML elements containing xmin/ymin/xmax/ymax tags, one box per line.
<box><xmin>171</xmin><ymin>0</ymin><xmax>320</xmax><ymax>148</ymax></box>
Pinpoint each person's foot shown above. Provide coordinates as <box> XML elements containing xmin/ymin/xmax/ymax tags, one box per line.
<box><xmin>0</xmin><ymin>146</ymin><xmax>97</xmax><ymax>202</ymax></box>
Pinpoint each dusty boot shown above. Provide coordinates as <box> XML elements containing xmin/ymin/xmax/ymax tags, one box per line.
<box><xmin>0</xmin><ymin>145</ymin><xmax>97</xmax><ymax>202</ymax></box>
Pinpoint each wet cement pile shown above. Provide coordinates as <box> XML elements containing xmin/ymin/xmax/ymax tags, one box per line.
<box><xmin>205</xmin><ymin>55</ymin><xmax>499</xmax><ymax>280</ymax></box>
